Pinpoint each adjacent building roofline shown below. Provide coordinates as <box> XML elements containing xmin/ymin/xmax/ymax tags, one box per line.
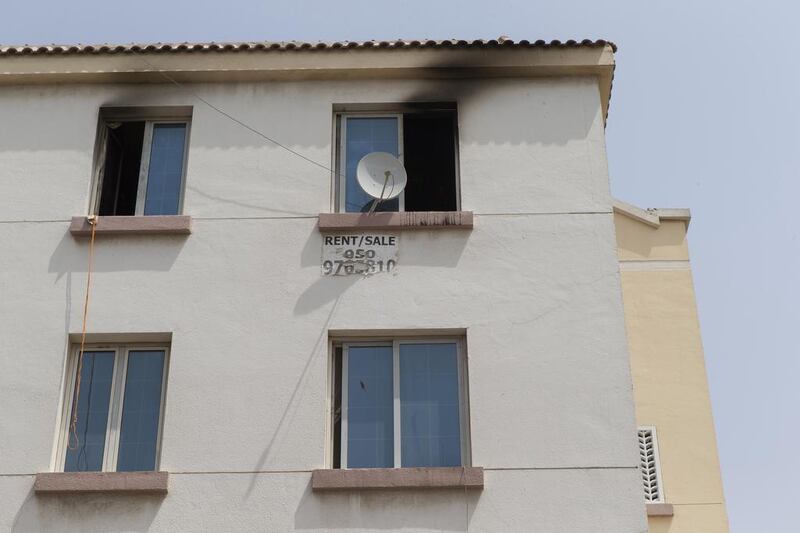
<box><xmin>0</xmin><ymin>37</ymin><xmax>617</xmax><ymax>122</ymax></box>
<box><xmin>613</xmin><ymin>199</ymin><xmax>692</xmax><ymax>229</ymax></box>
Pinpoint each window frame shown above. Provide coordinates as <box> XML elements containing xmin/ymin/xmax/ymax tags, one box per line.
<box><xmin>91</xmin><ymin>114</ymin><xmax>192</xmax><ymax>217</ymax></box>
<box><xmin>55</xmin><ymin>343</ymin><xmax>170</xmax><ymax>473</ymax></box>
<box><xmin>334</xmin><ymin>109</ymin><xmax>462</xmax><ymax>213</ymax></box>
<box><xmin>336</xmin><ymin>113</ymin><xmax>405</xmax><ymax>214</ymax></box>
<box><xmin>336</xmin><ymin>337</ymin><xmax>470</xmax><ymax>469</ymax></box>
<box><xmin>135</xmin><ymin>120</ymin><xmax>192</xmax><ymax>216</ymax></box>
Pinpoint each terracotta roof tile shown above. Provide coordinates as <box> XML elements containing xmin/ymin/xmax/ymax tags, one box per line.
<box><xmin>0</xmin><ymin>38</ymin><xmax>616</xmax><ymax>56</ymax></box>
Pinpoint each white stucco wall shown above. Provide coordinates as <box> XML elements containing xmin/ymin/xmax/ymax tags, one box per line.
<box><xmin>0</xmin><ymin>76</ymin><xmax>647</xmax><ymax>532</ymax></box>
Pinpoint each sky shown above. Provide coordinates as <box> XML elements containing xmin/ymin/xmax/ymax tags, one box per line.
<box><xmin>2</xmin><ymin>1</ymin><xmax>798</xmax><ymax>530</ymax></box>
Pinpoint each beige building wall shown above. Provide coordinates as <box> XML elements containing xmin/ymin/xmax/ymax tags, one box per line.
<box><xmin>614</xmin><ymin>201</ymin><xmax>729</xmax><ymax>532</ymax></box>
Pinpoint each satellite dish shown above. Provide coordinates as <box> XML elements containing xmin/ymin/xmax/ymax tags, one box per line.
<box><xmin>356</xmin><ymin>152</ymin><xmax>408</xmax><ymax>202</ymax></box>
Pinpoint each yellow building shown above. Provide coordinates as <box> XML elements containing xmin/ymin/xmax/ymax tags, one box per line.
<box><xmin>614</xmin><ymin>200</ymin><xmax>729</xmax><ymax>532</ymax></box>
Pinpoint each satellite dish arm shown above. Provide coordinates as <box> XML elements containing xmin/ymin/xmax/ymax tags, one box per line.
<box><xmin>367</xmin><ymin>170</ymin><xmax>392</xmax><ymax>215</ymax></box>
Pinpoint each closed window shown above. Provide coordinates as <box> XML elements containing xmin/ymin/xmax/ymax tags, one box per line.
<box><xmin>335</xmin><ymin>107</ymin><xmax>459</xmax><ymax>213</ymax></box>
<box><xmin>93</xmin><ymin>109</ymin><xmax>191</xmax><ymax>216</ymax></box>
<box><xmin>58</xmin><ymin>344</ymin><xmax>169</xmax><ymax>472</ymax></box>
<box><xmin>331</xmin><ymin>339</ymin><xmax>469</xmax><ymax>469</ymax></box>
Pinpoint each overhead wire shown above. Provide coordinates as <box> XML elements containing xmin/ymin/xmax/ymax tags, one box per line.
<box><xmin>131</xmin><ymin>52</ymin><xmax>341</xmax><ymax>178</ymax></box>
<box><xmin>132</xmin><ymin>52</ymin><xmax>402</xmax><ymax>214</ymax></box>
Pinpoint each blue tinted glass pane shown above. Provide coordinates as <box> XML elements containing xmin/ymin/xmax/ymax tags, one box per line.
<box><xmin>344</xmin><ymin>117</ymin><xmax>399</xmax><ymax>213</ymax></box>
<box><xmin>400</xmin><ymin>343</ymin><xmax>461</xmax><ymax>467</ymax></box>
<box><xmin>144</xmin><ymin>124</ymin><xmax>187</xmax><ymax>215</ymax></box>
<box><xmin>64</xmin><ymin>351</ymin><xmax>115</xmax><ymax>472</ymax></box>
<box><xmin>347</xmin><ymin>345</ymin><xmax>394</xmax><ymax>468</ymax></box>
<box><xmin>116</xmin><ymin>350</ymin><xmax>165</xmax><ymax>472</ymax></box>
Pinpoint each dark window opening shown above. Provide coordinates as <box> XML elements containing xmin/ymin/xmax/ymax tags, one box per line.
<box><xmin>98</xmin><ymin>122</ymin><xmax>145</xmax><ymax>216</ymax></box>
<box><xmin>402</xmin><ymin>112</ymin><xmax>458</xmax><ymax>212</ymax></box>
<box><xmin>332</xmin><ymin>346</ymin><xmax>343</xmax><ymax>469</ymax></box>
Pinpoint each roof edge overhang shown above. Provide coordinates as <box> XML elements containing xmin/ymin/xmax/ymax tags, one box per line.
<box><xmin>613</xmin><ymin>199</ymin><xmax>692</xmax><ymax>229</ymax></box>
<box><xmin>0</xmin><ymin>43</ymin><xmax>616</xmax><ymax>122</ymax></box>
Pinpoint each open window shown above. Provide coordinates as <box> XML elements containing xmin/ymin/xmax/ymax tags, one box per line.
<box><xmin>93</xmin><ymin>108</ymin><xmax>191</xmax><ymax>216</ymax></box>
<box><xmin>56</xmin><ymin>344</ymin><xmax>169</xmax><ymax>472</ymax></box>
<box><xmin>330</xmin><ymin>338</ymin><xmax>470</xmax><ymax>469</ymax></box>
<box><xmin>335</xmin><ymin>105</ymin><xmax>459</xmax><ymax>213</ymax></box>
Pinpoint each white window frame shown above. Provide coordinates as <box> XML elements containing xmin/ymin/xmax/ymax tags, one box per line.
<box><xmin>92</xmin><ymin>118</ymin><xmax>191</xmax><ymax>216</ymax></box>
<box><xmin>55</xmin><ymin>343</ymin><xmax>170</xmax><ymax>472</ymax></box>
<box><xmin>336</xmin><ymin>113</ymin><xmax>405</xmax><ymax>213</ymax></box>
<box><xmin>338</xmin><ymin>338</ymin><xmax>470</xmax><ymax>469</ymax></box>
<box><xmin>638</xmin><ymin>425</ymin><xmax>665</xmax><ymax>503</ymax></box>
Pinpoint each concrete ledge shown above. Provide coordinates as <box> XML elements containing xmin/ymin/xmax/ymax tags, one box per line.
<box><xmin>69</xmin><ymin>216</ymin><xmax>191</xmax><ymax>236</ymax></box>
<box><xmin>646</xmin><ymin>503</ymin><xmax>674</xmax><ymax>516</ymax></box>
<box><xmin>34</xmin><ymin>472</ymin><xmax>168</xmax><ymax>494</ymax></box>
<box><xmin>318</xmin><ymin>211</ymin><xmax>473</xmax><ymax>232</ymax></box>
<box><xmin>311</xmin><ymin>467</ymin><xmax>484</xmax><ymax>491</ymax></box>
<box><xmin>613</xmin><ymin>198</ymin><xmax>692</xmax><ymax>229</ymax></box>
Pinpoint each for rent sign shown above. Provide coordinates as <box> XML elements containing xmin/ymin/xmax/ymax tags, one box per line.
<box><xmin>321</xmin><ymin>234</ymin><xmax>398</xmax><ymax>276</ymax></box>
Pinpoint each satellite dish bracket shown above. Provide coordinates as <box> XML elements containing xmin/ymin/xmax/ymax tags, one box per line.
<box><xmin>367</xmin><ymin>170</ymin><xmax>394</xmax><ymax>215</ymax></box>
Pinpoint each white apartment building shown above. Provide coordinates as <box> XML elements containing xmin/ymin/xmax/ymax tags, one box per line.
<box><xmin>0</xmin><ymin>38</ymin><xmax>648</xmax><ymax>532</ymax></box>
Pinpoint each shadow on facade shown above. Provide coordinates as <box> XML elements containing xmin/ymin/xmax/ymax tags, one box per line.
<box><xmin>245</xmin><ymin>292</ymin><xmax>349</xmax><ymax>498</ymax></box>
<box><xmin>47</xmin><ymin>232</ymin><xmax>188</xmax><ymax>279</ymax></box>
<box><xmin>186</xmin><ymin>184</ymin><xmax>318</xmax><ymax>218</ymax></box>
<box><xmin>292</xmin><ymin>480</ymin><xmax>480</xmax><ymax>531</ymax></box>
<box><xmin>293</xmin><ymin>272</ymin><xmax>361</xmax><ymax>316</ymax></box>
<box><xmin>11</xmin><ymin>487</ymin><xmax>163</xmax><ymax>532</ymax></box>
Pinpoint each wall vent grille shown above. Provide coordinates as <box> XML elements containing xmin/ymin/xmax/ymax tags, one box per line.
<box><xmin>638</xmin><ymin>426</ymin><xmax>664</xmax><ymax>503</ymax></box>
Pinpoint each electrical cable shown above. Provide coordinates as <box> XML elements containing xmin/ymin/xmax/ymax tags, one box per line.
<box><xmin>68</xmin><ymin>215</ymin><xmax>97</xmax><ymax>450</ymax></box>
<box><xmin>131</xmin><ymin>52</ymin><xmax>341</xmax><ymax>178</ymax></box>
<box><xmin>76</xmin><ymin>354</ymin><xmax>97</xmax><ymax>469</ymax></box>
<box><xmin>132</xmin><ymin>52</ymin><xmax>410</xmax><ymax>218</ymax></box>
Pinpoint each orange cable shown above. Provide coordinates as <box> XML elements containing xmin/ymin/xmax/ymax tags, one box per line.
<box><xmin>68</xmin><ymin>216</ymin><xmax>97</xmax><ymax>450</ymax></box>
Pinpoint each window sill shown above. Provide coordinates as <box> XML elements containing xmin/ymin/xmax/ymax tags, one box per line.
<box><xmin>646</xmin><ymin>503</ymin><xmax>674</xmax><ymax>516</ymax></box>
<box><xmin>69</xmin><ymin>216</ymin><xmax>192</xmax><ymax>237</ymax></box>
<box><xmin>318</xmin><ymin>211</ymin><xmax>473</xmax><ymax>232</ymax></box>
<box><xmin>311</xmin><ymin>467</ymin><xmax>483</xmax><ymax>492</ymax></box>
<box><xmin>34</xmin><ymin>471</ymin><xmax>168</xmax><ymax>495</ymax></box>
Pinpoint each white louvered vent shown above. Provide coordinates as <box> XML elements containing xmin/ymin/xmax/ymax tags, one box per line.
<box><xmin>638</xmin><ymin>426</ymin><xmax>664</xmax><ymax>503</ymax></box>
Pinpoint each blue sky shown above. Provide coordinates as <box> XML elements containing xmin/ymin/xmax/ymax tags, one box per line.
<box><xmin>3</xmin><ymin>1</ymin><xmax>798</xmax><ymax>530</ymax></box>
